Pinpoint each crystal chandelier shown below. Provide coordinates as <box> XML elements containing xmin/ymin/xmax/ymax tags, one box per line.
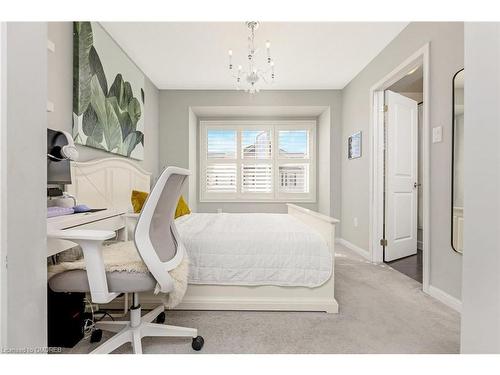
<box><xmin>227</xmin><ymin>21</ymin><xmax>275</xmax><ymax>94</ymax></box>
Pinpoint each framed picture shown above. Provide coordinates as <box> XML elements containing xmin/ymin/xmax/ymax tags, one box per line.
<box><xmin>348</xmin><ymin>131</ymin><xmax>362</xmax><ymax>159</ymax></box>
<box><xmin>73</xmin><ymin>22</ymin><xmax>145</xmax><ymax>160</ymax></box>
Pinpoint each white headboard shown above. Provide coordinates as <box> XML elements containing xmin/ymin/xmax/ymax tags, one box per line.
<box><xmin>66</xmin><ymin>158</ymin><xmax>152</xmax><ymax>211</ymax></box>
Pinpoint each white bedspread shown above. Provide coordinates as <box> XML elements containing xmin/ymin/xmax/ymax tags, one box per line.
<box><xmin>175</xmin><ymin>213</ymin><xmax>332</xmax><ymax>287</ymax></box>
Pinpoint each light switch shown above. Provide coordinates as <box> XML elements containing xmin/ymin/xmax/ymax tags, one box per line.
<box><xmin>353</xmin><ymin>217</ymin><xmax>358</xmax><ymax>228</ymax></box>
<box><xmin>47</xmin><ymin>39</ymin><xmax>55</xmax><ymax>53</ymax></box>
<box><xmin>432</xmin><ymin>126</ymin><xmax>443</xmax><ymax>143</ymax></box>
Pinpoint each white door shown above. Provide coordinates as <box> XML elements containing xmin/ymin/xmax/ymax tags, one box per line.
<box><xmin>384</xmin><ymin>90</ymin><xmax>418</xmax><ymax>261</ymax></box>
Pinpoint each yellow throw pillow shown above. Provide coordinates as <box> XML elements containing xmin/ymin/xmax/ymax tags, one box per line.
<box><xmin>131</xmin><ymin>190</ymin><xmax>149</xmax><ymax>213</ymax></box>
<box><xmin>175</xmin><ymin>195</ymin><xmax>191</xmax><ymax>219</ymax></box>
<box><xmin>130</xmin><ymin>190</ymin><xmax>191</xmax><ymax>218</ymax></box>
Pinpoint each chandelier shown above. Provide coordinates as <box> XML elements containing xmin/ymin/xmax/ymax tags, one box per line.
<box><xmin>227</xmin><ymin>21</ymin><xmax>275</xmax><ymax>94</ymax></box>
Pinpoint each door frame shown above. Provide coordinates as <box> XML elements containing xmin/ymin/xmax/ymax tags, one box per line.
<box><xmin>368</xmin><ymin>43</ymin><xmax>430</xmax><ymax>293</ymax></box>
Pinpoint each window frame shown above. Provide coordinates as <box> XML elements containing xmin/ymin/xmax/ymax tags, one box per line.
<box><xmin>199</xmin><ymin>120</ymin><xmax>316</xmax><ymax>203</ymax></box>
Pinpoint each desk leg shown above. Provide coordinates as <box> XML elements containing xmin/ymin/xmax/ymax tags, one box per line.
<box><xmin>116</xmin><ymin>226</ymin><xmax>127</xmax><ymax>242</ymax></box>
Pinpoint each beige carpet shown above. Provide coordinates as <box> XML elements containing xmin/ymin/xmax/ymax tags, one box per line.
<box><xmin>63</xmin><ymin>244</ymin><xmax>460</xmax><ymax>354</ymax></box>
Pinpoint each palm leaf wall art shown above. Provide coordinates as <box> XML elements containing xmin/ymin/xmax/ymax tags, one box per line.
<box><xmin>73</xmin><ymin>22</ymin><xmax>145</xmax><ymax>159</ymax></box>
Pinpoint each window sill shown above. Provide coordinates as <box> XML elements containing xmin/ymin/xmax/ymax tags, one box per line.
<box><xmin>199</xmin><ymin>199</ymin><xmax>317</xmax><ymax>204</ymax></box>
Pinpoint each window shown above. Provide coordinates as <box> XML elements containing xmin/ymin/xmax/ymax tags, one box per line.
<box><xmin>200</xmin><ymin>121</ymin><xmax>316</xmax><ymax>202</ymax></box>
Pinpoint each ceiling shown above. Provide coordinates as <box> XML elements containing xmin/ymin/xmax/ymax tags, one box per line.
<box><xmin>101</xmin><ymin>22</ymin><xmax>408</xmax><ymax>90</ymax></box>
<box><xmin>388</xmin><ymin>65</ymin><xmax>424</xmax><ymax>93</ymax></box>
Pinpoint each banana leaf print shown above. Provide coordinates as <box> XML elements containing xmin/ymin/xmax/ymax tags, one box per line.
<box><xmin>73</xmin><ymin>22</ymin><xmax>93</xmax><ymax>116</ymax></box>
<box><xmin>73</xmin><ymin>22</ymin><xmax>145</xmax><ymax>159</ymax></box>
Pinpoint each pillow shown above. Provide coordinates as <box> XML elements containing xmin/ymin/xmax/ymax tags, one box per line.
<box><xmin>175</xmin><ymin>195</ymin><xmax>191</xmax><ymax>219</ymax></box>
<box><xmin>131</xmin><ymin>190</ymin><xmax>149</xmax><ymax>213</ymax></box>
<box><xmin>130</xmin><ymin>190</ymin><xmax>191</xmax><ymax>219</ymax></box>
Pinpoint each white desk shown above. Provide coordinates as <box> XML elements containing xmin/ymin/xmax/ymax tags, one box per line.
<box><xmin>47</xmin><ymin>208</ymin><xmax>127</xmax><ymax>257</ymax></box>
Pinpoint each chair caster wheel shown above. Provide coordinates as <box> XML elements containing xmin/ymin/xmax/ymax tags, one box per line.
<box><xmin>155</xmin><ymin>312</ymin><xmax>165</xmax><ymax>324</ymax></box>
<box><xmin>90</xmin><ymin>329</ymin><xmax>102</xmax><ymax>343</ymax></box>
<box><xmin>192</xmin><ymin>336</ymin><xmax>204</xmax><ymax>351</ymax></box>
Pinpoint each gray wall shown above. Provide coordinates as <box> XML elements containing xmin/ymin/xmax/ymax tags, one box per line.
<box><xmin>461</xmin><ymin>23</ymin><xmax>500</xmax><ymax>353</ymax></box>
<box><xmin>341</xmin><ymin>22</ymin><xmax>464</xmax><ymax>299</ymax></box>
<box><xmin>47</xmin><ymin>22</ymin><xmax>161</xmax><ymax>178</ymax></box>
<box><xmin>4</xmin><ymin>23</ymin><xmax>48</xmax><ymax>349</ymax></box>
<box><xmin>0</xmin><ymin>22</ymin><xmax>6</xmax><ymax>348</ymax></box>
<box><xmin>159</xmin><ymin>90</ymin><xmax>342</xmax><ymax>220</ymax></box>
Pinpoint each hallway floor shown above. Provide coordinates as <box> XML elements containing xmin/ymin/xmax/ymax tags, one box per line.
<box><xmin>386</xmin><ymin>250</ymin><xmax>423</xmax><ymax>283</ymax></box>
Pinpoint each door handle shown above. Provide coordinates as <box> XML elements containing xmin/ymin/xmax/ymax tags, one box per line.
<box><xmin>414</xmin><ymin>182</ymin><xmax>421</xmax><ymax>189</ymax></box>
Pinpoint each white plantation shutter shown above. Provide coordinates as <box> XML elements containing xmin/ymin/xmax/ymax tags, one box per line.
<box><xmin>276</xmin><ymin>126</ymin><xmax>313</xmax><ymax>199</ymax></box>
<box><xmin>279</xmin><ymin>164</ymin><xmax>309</xmax><ymax>193</ymax></box>
<box><xmin>279</xmin><ymin>130</ymin><xmax>309</xmax><ymax>158</ymax></box>
<box><xmin>200</xmin><ymin>121</ymin><xmax>315</xmax><ymax>202</ymax></box>
<box><xmin>242</xmin><ymin>130</ymin><xmax>272</xmax><ymax>159</ymax></box>
<box><xmin>206</xmin><ymin>164</ymin><xmax>237</xmax><ymax>193</ymax></box>
<box><xmin>241</xmin><ymin>129</ymin><xmax>273</xmax><ymax>197</ymax></box>
<box><xmin>207</xmin><ymin>130</ymin><xmax>236</xmax><ymax>159</ymax></box>
<box><xmin>242</xmin><ymin>164</ymin><xmax>273</xmax><ymax>193</ymax></box>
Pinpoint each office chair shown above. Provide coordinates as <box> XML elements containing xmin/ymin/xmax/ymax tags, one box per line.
<box><xmin>48</xmin><ymin>167</ymin><xmax>204</xmax><ymax>354</ymax></box>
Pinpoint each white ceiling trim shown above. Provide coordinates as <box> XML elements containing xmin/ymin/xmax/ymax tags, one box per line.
<box><xmin>191</xmin><ymin>105</ymin><xmax>329</xmax><ymax>117</ymax></box>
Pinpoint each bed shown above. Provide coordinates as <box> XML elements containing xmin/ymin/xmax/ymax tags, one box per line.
<box><xmin>67</xmin><ymin>158</ymin><xmax>339</xmax><ymax>313</ymax></box>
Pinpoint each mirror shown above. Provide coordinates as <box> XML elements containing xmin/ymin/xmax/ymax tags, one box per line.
<box><xmin>451</xmin><ymin>69</ymin><xmax>464</xmax><ymax>253</ymax></box>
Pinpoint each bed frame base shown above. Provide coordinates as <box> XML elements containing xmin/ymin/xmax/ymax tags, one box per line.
<box><xmin>69</xmin><ymin>159</ymin><xmax>340</xmax><ymax>315</ymax></box>
<box><xmin>104</xmin><ymin>204</ymin><xmax>340</xmax><ymax>314</ymax></box>
<box><xmin>106</xmin><ymin>204</ymin><xmax>340</xmax><ymax>314</ymax></box>
<box><xmin>177</xmin><ymin>298</ymin><xmax>339</xmax><ymax>314</ymax></box>
<box><xmin>108</xmin><ymin>295</ymin><xmax>339</xmax><ymax>314</ymax></box>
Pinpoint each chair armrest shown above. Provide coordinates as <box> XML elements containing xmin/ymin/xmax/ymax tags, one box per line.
<box><xmin>124</xmin><ymin>212</ymin><xmax>140</xmax><ymax>219</ymax></box>
<box><xmin>48</xmin><ymin>229</ymin><xmax>119</xmax><ymax>304</ymax></box>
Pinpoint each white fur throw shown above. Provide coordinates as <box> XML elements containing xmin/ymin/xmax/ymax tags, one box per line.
<box><xmin>48</xmin><ymin>241</ymin><xmax>189</xmax><ymax>309</ymax></box>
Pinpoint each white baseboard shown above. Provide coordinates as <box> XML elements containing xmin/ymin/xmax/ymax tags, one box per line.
<box><xmin>428</xmin><ymin>285</ymin><xmax>462</xmax><ymax>313</ymax></box>
<box><xmin>336</xmin><ymin>238</ymin><xmax>371</xmax><ymax>260</ymax></box>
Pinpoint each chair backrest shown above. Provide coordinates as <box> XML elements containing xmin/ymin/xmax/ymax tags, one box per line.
<box><xmin>134</xmin><ymin>166</ymin><xmax>190</xmax><ymax>293</ymax></box>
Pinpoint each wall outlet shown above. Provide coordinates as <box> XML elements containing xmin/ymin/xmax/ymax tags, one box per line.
<box><xmin>217</xmin><ymin>208</ymin><xmax>223</xmax><ymax>214</ymax></box>
<box><xmin>432</xmin><ymin>126</ymin><xmax>443</xmax><ymax>143</ymax></box>
<box><xmin>353</xmin><ymin>217</ymin><xmax>358</xmax><ymax>228</ymax></box>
